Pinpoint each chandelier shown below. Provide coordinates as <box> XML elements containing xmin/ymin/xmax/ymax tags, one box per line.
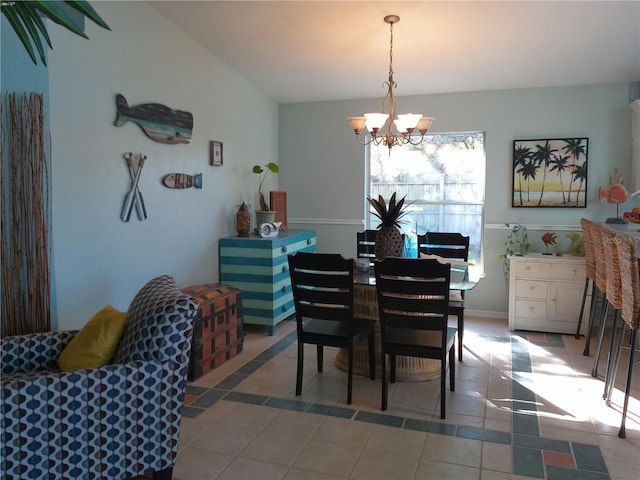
<box><xmin>347</xmin><ymin>15</ymin><xmax>434</xmax><ymax>152</ymax></box>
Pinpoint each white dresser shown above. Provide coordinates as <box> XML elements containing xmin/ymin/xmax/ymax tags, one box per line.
<box><xmin>508</xmin><ymin>253</ymin><xmax>590</xmax><ymax>334</ymax></box>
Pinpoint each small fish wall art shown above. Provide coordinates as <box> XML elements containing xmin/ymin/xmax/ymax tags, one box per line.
<box><xmin>162</xmin><ymin>173</ymin><xmax>202</xmax><ymax>189</ymax></box>
<box><xmin>114</xmin><ymin>93</ymin><xmax>193</xmax><ymax>144</ymax></box>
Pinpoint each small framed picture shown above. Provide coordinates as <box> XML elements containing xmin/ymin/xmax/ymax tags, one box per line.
<box><xmin>210</xmin><ymin>141</ymin><xmax>223</xmax><ymax>166</ymax></box>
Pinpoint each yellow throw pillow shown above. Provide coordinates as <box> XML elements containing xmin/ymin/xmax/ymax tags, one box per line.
<box><xmin>58</xmin><ymin>305</ymin><xmax>127</xmax><ymax>371</ymax></box>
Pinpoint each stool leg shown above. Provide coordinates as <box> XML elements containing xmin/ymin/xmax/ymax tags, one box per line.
<box><xmin>591</xmin><ymin>300</ymin><xmax>610</xmax><ymax>377</ymax></box>
<box><xmin>619</xmin><ymin>329</ymin><xmax>637</xmax><ymax>439</ymax></box>
<box><xmin>583</xmin><ymin>285</ymin><xmax>601</xmax><ymax>356</ymax></box>
<box><xmin>575</xmin><ymin>277</ymin><xmax>591</xmax><ymax>339</ymax></box>
<box><xmin>603</xmin><ymin>310</ymin><xmax>622</xmax><ymax>402</ymax></box>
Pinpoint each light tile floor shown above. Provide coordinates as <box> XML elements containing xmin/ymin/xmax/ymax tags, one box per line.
<box><xmin>172</xmin><ymin>316</ymin><xmax>640</xmax><ymax>480</ymax></box>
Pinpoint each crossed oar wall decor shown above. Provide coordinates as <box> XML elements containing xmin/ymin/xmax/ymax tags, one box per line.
<box><xmin>121</xmin><ymin>152</ymin><xmax>148</xmax><ymax>222</ymax></box>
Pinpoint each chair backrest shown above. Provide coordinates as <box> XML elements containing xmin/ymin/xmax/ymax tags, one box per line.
<box><xmin>615</xmin><ymin>235</ymin><xmax>640</xmax><ymax>330</ymax></box>
<box><xmin>580</xmin><ymin>218</ymin><xmax>596</xmax><ymax>280</ymax></box>
<box><xmin>357</xmin><ymin>230</ymin><xmax>378</xmax><ymax>263</ymax></box>
<box><xmin>374</xmin><ymin>258</ymin><xmax>451</xmax><ymax>343</ymax></box>
<box><xmin>601</xmin><ymin>226</ymin><xmax>623</xmax><ymax>309</ymax></box>
<box><xmin>288</xmin><ymin>252</ymin><xmax>355</xmax><ymax>327</ymax></box>
<box><xmin>590</xmin><ymin>223</ymin><xmax>608</xmax><ymax>292</ymax></box>
<box><xmin>417</xmin><ymin>232</ymin><xmax>470</xmax><ymax>261</ymax></box>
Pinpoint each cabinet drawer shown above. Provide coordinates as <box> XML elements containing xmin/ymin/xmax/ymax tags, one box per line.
<box><xmin>514</xmin><ymin>260</ymin><xmax>585</xmax><ymax>281</ymax></box>
<box><xmin>514</xmin><ymin>299</ymin><xmax>547</xmax><ymax>320</ymax></box>
<box><xmin>514</xmin><ymin>280</ymin><xmax>547</xmax><ymax>300</ymax></box>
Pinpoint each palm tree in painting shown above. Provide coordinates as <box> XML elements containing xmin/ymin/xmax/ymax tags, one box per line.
<box><xmin>518</xmin><ymin>158</ymin><xmax>538</xmax><ymax>203</ymax></box>
<box><xmin>513</xmin><ymin>144</ymin><xmax>532</xmax><ymax>205</ymax></box>
<box><xmin>532</xmin><ymin>140</ymin><xmax>558</xmax><ymax>207</ymax></box>
<box><xmin>549</xmin><ymin>153</ymin><xmax>570</xmax><ymax>203</ymax></box>
<box><xmin>562</xmin><ymin>138</ymin><xmax>587</xmax><ymax>203</ymax></box>
<box><xmin>571</xmin><ymin>162</ymin><xmax>587</xmax><ymax>205</ymax></box>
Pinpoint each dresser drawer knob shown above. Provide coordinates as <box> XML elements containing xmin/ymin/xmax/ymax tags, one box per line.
<box><xmin>282</xmin><ymin>246</ymin><xmax>288</xmax><ymax>253</ymax></box>
<box><xmin>307</xmin><ymin>239</ymin><xmax>312</xmax><ymax>245</ymax></box>
<box><xmin>282</xmin><ymin>266</ymin><xmax>287</xmax><ymax>273</ymax></box>
<box><xmin>282</xmin><ymin>286</ymin><xmax>286</xmax><ymax>293</ymax></box>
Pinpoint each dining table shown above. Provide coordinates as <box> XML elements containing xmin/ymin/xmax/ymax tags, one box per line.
<box><xmin>335</xmin><ymin>261</ymin><xmax>481</xmax><ymax>381</ymax></box>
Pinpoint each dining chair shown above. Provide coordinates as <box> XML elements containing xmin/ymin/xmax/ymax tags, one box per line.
<box><xmin>374</xmin><ymin>257</ymin><xmax>456</xmax><ymax>418</ymax></box>
<box><xmin>288</xmin><ymin>252</ymin><xmax>376</xmax><ymax>404</ymax></box>
<box><xmin>417</xmin><ymin>232</ymin><xmax>470</xmax><ymax>361</ymax></box>
<box><xmin>357</xmin><ymin>230</ymin><xmax>378</xmax><ymax>265</ymax></box>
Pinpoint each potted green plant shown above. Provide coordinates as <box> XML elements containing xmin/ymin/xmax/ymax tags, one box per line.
<box><xmin>252</xmin><ymin>162</ymin><xmax>279</xmax><ymax>225</ymax></box>
<box><xmin>498</xmin><ymin>223</ymin><xmax>530</xmax><ymax>280</ymax></box>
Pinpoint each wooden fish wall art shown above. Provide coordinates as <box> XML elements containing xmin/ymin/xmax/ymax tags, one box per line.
<box><xmin>162</xmin><ymin>173</ymin><xmax>202</xmax><ymax>189</ymax></box>
<box><xmin>114</xmin><ymin>93</ymin><xmax>193</xmax><ymax>144</ymax></box>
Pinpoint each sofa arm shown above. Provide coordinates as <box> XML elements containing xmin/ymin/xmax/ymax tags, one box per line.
<box><xmin>2</xmin><ymin>359</ymin><xmax>188</xmax><ymax>479</ymax></box>
<box><xmin>1</xmin><ymin>330</ymin><xmax>78</xmax><ymax>375</ymax></box>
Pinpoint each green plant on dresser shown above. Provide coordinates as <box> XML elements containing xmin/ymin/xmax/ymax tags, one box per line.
<box><xmin>218</xmin><ymin>230</ymin><xmax>317</xmax><ymax>335</ymax></box>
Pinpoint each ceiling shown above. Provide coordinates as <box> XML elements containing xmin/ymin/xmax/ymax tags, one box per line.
<box><xmin>151</xmin><ymin>1</ymin><xmax>640</xmax><ymax>104</ymax></box>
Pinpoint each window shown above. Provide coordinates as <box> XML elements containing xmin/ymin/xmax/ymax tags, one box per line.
<box><xmin>367</xmin><ymin>132</ymin><xmax>486</xmax><ymax>267</ymax></box>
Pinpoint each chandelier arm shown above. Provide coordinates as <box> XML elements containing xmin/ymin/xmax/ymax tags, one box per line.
<box><xmin>406</xmin><ymin>134</ymin><xmax>426</xmax><ymax>146</ymax></box>
<box><xmin>355</xmin><ymin>132</ymin><xmax>374</xmax><ymax>146</ymax></box>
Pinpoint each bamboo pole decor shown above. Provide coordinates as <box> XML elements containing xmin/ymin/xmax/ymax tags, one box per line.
<box><xmin>1</xmin><ymin>92</ymin><xmax>51</xmax><ymax>336</ymax></box>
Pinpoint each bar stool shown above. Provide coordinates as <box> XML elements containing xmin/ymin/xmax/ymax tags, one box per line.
<box><xmin>575</xmin><ymin>218</ymin><xmax>597</xmax><ymax>340</ymax></box>
<box><xmin>598</xmin><ymin>226</ymin><xmax>622</xmax><ymax>395</ymax></box>
<box><xmin>611</xmin><ymin>234</ymin><xmax>639</xmax><ymax>438</ymax></box>
<box><xmin>583</xmin><ymin>222</ymin><xmax>609</xmax><ymax>361</ymax></box>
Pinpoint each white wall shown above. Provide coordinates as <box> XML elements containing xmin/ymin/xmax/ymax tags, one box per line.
<box><xmin>47</xmin><ymin>2</ymin><xmax>278</xmax><ymax>329</ymax></box>
<box><xmin>279</xmin><ymin>83</ymin><xmax>633</xmax><ymax>314</ymax></box>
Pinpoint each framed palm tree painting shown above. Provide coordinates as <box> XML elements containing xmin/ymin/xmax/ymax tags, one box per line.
<box><xmin>512</xmin><ymin>138</ymin><xmax>588</xmax><ymax>208</ymax></box>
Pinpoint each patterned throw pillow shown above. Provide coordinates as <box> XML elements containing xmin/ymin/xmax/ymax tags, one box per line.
<box><xmin>57</xmin><ymin>304</ymin><xmax>127</xmax><ymax>371</ymax></box>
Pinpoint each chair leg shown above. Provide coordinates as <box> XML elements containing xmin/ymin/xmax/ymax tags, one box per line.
<box><xmin>440</xmin><ymin>351</ymin><xmax>447</xmax><ymax>419</ymax></box>
<box><xmin>347</xmin><ymin>345</ymin><xmax>354</xmax><ymax>404</ymax></box>
<box><xmin>602</xmin><ymin>310</ymin><xmax>619</xmax><ymax>399</ymax></box>
<box><xmin>604</xmin><ymin>316</ymin><xmax>625</xmax><ymax>405</ymax></box>
<box><xmin>583</xmin><ymin>285</ymin><xmax>601</xmax><ymax>356</ymax></box>
<box><xmin>390</xmin><ymin>355</ymin><xmax>397</xmax><ymax>384</ymax></box>
<box><xmin>368</xmin><ymin>332</ymin><xmax>376</xmax><ymax>380</ymax></box>
<box><xmin>449</xmin><ymin>345</ymin><xmax>456</xmax><ymax>392</ymax></box>
<box><xmin>153</xmin><ymin>467</ymin><xmax>173</xmax><ymax>480</ymax></box>
<box><xmin>296</xmin><ymin>341</ymin><xmax>304</xmax><ymax>396</ymax></box>
<box><xmin>619</xmin><ymin>329</ymin><xmax>637</xmax><ymax>439</ymax></box>
<box><xmin>381</xmin><ymin>351</ymin><xmax>388</xmax><ymax>411</ymax></box>
<box><xmin>575</xmin><ymin>277</ymin><xmax>591</xmax><ymax>338</ymax></box>
<box><xmin>592</xmin><ymin>300</ymin><xmax>610</xmax><ymax>377</ymax></box>
<box><xmin>317</xmin><ymin>344</ymin><xmax>323</xmax><ymax>372</ymax></box>
<box><xmin>457</xmin><ymin>311</ymin><xmax>464</xmax><ymax>362</ymax></box>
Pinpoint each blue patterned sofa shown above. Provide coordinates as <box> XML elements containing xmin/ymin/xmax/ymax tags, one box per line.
<box><xmin>1</xmin><ymin>275</ymin><xmax>198</xmax><ymax>480</ymax></box>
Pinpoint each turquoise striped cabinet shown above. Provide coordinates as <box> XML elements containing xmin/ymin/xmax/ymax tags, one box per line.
<box><xmin>219</xmin><ymin>230</ymin><xmax>316</xmax><ymax>334</ymax></box>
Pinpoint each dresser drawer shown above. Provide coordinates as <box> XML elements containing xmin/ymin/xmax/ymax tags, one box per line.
<box><xmin>514</xmin><ymin>280</ymin><xmax>547</xmax><ymax>300</ymax></box>
<box><xmin>514</xmin><ymin>299</ymin><xmax>547</xmax><ymax>320</ymax></box>
<box><xmin>514</xmin><ymin>260</ymin><xmax>585</xmax><ymax>281</ymax></box>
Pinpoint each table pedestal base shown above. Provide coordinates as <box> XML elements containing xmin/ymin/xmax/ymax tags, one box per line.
<box><xmin>334</xmin><ymin>284</ymin><xmax>441</xmax><ymax>381</ymax></box>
